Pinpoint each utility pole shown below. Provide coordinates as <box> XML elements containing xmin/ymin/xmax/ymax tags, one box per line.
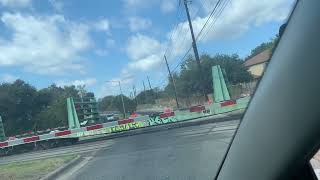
<box><xmin>183</xmin><ymin>0</ymin><xmax>208</xmax><ymax>101</ymax></box>
<box><xmin>118</xmin><ymin>81</ymin><xmax>126</xmax><ymax>118</ymax></box>
<box><xmin>164</xmin><ymin>55</ymin><xmax>180</xmax><ymax>108</ymax></box>
<box><xmin>132</xmin><ymin>85</ymin><xmax>138</xmax><ymax>106</ymax></box>
<box><xmin>147</xmin><ymin>76</ymin><xmax>152</xmax><ymax>90</ymax></box>
<box><xmin>142</xmin><ymin>80</ymin><xmax>146</xmax><ymax>92</ymax></box>
<box><xmin>147</xmin><ymin>76</ymin><xmax>155</xmax><ymax>103</ymax></box>
<box><xmin>142</xmin><ymin>80</ymin><xmax>146</xmax><ymax>104</ymax></box>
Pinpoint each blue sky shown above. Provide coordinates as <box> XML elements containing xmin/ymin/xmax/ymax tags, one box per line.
<box><xmin>0</xmin><ymin>0</ymin><xmax>294</xmax><ymax>97</ymax></box>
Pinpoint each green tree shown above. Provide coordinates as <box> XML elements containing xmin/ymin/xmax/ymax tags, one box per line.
<box><xmin>33</xmin><ymin>85</ymin><xmax>80</xmax><ymax>131</ymax></box>
<box><xmin>98</xmin><ymin>95</ymin><xmax>136</xmax><ymax>114</ymax></box>
<box><xmin>0</xmin><ymin>80</ymin><xmax>38</xmax><ymax>136</ymax></box>
<box><xmin>164</xmin><ymin>54</ymin><xmax>252</xmax><ymax>98</ymax></box>
<box><xmin>246</xmin><ymin>36</ymin><xmax>279</xmax><ymax>60</ymax></box>
<box><xmin>136</xmin><ymin>89</ymin><xmax>156</xmax><ymax>104</ymax></box>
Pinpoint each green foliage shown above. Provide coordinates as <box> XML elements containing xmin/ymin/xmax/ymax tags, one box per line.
<box><xmin>0</xmin><ymin>80</ymin><xmax>38</xmax><ymax>136</ymax></box>
<box><xmin>136</xmin><ymin>89</ymin><xmax>156</xmax><ymax>104</ymax></box>
<box><xmin>33</xmin><ymin>85</ymin><xmax>80</xmax><ymax>131</ymax></box>
<box><xmin>164</xmin><ymin>54</ymin><xmax>252</xmax><ymax>98</ymax></box>
<box><xmin>0</xmin><ymin>81</ymin><xmax>82</xmax><ymax>136</ymax></box>
<box><xmin>98</xmin><ymin>95</ymin><xmax>136</xmax><ymax>114</ymax></box>
<box><xmin>246</xmin><ymin>36</ymin><xmax>279</xmax><ymax>60</ymax></box>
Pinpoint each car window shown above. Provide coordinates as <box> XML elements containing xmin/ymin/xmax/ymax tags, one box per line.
<box><xmin>0</xmin><ymin>1</ymin><xmax>296</xmax><ymax>180</ymax></box>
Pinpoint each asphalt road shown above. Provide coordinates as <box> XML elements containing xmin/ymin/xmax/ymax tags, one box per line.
<box><xmin>65</xmin><ymin>120</ymin><xmax>239</xmax><ymax>180</ymax></box>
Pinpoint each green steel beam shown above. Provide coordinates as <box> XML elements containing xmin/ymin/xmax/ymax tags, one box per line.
<box><xmin>71</xmin><ymin>98</ymin><xmax>80</xmax><ymax>128</ymax></box>
<box><xmin>67</xmin><ymin>97</ymin><xmax>80</xmax><ymax>129</ymax></box>
<box><xmin>212</xmin><ymin>65</ymin><xmax>224</xmax><ymax>102</ymax></box>
<box><xmin>212</xmin><ymin>65</ymin><xmax>231</xmax><ymax>102</ymax></box>
<box><xmin>218</xmin><ymin>65</ymin><xmax>231</xmax><ymax>101</ymax></box>
<box><xmin>67</xmin><ymin>98</ymin><xmax>75</xmax><ymax>129</ymax></box>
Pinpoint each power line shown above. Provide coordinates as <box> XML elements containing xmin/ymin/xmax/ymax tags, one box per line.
<box><xmin>169</xmin><ymin>0</ymin><xmax>224</xmax><ymax>74</ymax></box>
<box><xmin>195</xmin><ymin>0</ymin><xmax>222</xmax><ymax>40</ymax></box>
<box><xmin>164</xmin><ymin>0</ymin><xmax>210</xmax><ymax>75</ymax></box>
<box><xmin>198</xmin><ymin>0</ymin><xmax>229</xmax><ymax>42</ymax></box>
<box><xmin>160</xmin><ymin>0</ymin><xmax>229</xmax><ymax>88</ymax></box>
<box><xmin>165</xmin><ymin>0</ymin><xmax>202</xmax><ymax>63</ymax></box>
<box><xmin>172</xmin><ymin>45</ymin><xmax>193</xmax><ymax>73</ymax></box>
<box><xmin>163</xmin><ymin>0</ymin><xmax>183</xmax><ymax>59</ymax></box>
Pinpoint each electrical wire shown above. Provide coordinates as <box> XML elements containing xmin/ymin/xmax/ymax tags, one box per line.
<box><xmin>198</xmin><ymin>0</ymin><xmax>229</xmax><ymax>42</ymax></box>
<box><xmin>161</xmin><ymin>0</ymin><xmax>230</xmax><ymax>88</ymax></box>
<box><xmin>196</xmin><ymin>0</ymin><xmax>222</xmax><ymax>40</ymax></box>
<box><xmin>169</xmin><ymin>0</ymin><xmax>225</xmax><ymax>75</ymax></box>
<box><xmin>164</xmin><ymin>1</ymin><xmax>183</xmax><ymax>58</ymax></box>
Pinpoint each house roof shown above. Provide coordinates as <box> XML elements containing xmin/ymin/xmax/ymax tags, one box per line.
<box><xmin>244</xmin><ymin>49</ymin><xmax>272</xmax><ymax>67</ymax></box>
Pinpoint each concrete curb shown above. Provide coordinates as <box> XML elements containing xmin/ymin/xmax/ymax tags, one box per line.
<box><xmin>77</xmin><ymin>112</ymin><xmax>243</xmax><ymax>144</ymax></box>
<box><xmin>40</xmin><ymin>155</ymin><xmax>83</xmax><ymax>180</ymax></box>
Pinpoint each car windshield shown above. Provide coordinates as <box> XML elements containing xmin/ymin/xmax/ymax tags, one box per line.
<box><xmin>0</xmin><ymin>0</ymin><xmax>304</xmax><ymax>180</ymax></box>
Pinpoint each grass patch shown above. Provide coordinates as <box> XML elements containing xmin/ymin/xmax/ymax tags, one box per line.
<box><xmin>0</xmin><ymin>154</ymin><xmax>77</xmax><ymax>180</ymax></box>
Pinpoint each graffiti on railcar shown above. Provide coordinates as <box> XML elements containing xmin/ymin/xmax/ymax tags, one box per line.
<box><xmin>147</xmin><ymin>116</ymin><xmax>177</xmax><ymax>126</ymax></box>
<box><xmin>110</xmin><ymin>122</ymin><xmax>144</xmax><ymax>133</ymax></box>
<box><xmin>74</xmin><ymin>122</ymin><xmax>145</xmax><ymax>137</ymax></box>
<box><xmin>203</xmin><ymin>109</ymin><xmax>211</xmax><ymax>115</ymax></box>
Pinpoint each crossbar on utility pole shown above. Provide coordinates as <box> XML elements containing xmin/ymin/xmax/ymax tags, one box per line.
<box><xmin>183</xmin><ymin>0</ymin><xmax>208</xmax><ymax>101</ymax></box>
<box><xmin>164</xmin><ymin>55</ymin><xmax>180</xmax><ymax>108</ymax></box>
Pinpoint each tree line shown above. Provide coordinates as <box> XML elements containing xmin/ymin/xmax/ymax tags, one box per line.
<box><xmin>0</xmin><ymin>81</ymin><xmax>82</xmax><ymax>136</ymax></box>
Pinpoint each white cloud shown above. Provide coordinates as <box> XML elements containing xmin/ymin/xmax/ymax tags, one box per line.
<box><xmin>0</xmin><ymin>12</ymin><xmax>92</xmax><ymax>75</ymax></box>
<box><xmin>124</xmin><ymin>0</ymin><xmax>292</xmax><ymax>74</ymax></box>
<box><xmin>166</xmin><ymin>0</ymin><xmax>292</xmax><ymax>59</ymax></box>
<box><xmin>56</xmin><ymin>78</ymin><xmax>97</xmax><ymax>87</ymax></box>
<box><xmin>123</xmin><ymin>0</ymin><xmax>144</xmax><ymax>7</ymax></box>
<box><xmin>123</xmin><ymin>0</ymin><xmax>175</xmax><ymax>13</ymax></box>
<box><xmin>49</xmin><ymin>0</ymin><xmax>64</xmax><ymax>12</ymax></box>
<box><xmin>0</xmin><ymin>0</ymin><xmax>31</xmax><ymax>8</ymax></box>
<box><xmin>1</xmin><ymin>74</ymin><xmax>18</xmax><ymax>83</ymax></box>
<box><xmin>128</xmin><ymin>17</ymin><xmax>152</xmax><ymax>32</ymax></box>
<box><xmin>110</xmin><ymin>34</ymin><xmax>165</xmax><ymax>92</ymax></box>
<box><xmin>95</xmin><ymin>49</ymin><xmax>108</xmax><ymax>56</ymax></box>
<box><xmin>161</xmin><ymin>0</ymin><xmax>175</xmax><ymax>13</ymax></box>
<box><xmin>122</xmin><ymin>0</ymin><xmax>156</xmax><ymax>10</ymax></box>
<box><xmin>198</xmin><ymin>0</ymin><xmax>291</xmax><ymax>39</ymax></box>
<box><xmin>98</xmin><ymin>74</ymin><xmax>134</xmax><ymax>97</ymax></box>
<box><xmin>127</xmin><ymin>53</ymin><xmax>163</xmax><ymax>71</ymax></box>
<box><xmin>107</xmin><ymin>39</ymin><xmax>115</xmax><ymax>47</ymax></box>
<box><xmin>116</xmin><ymin>0</ymin><xmax>293</xmax><ymax>89</ymax></box>
<box><xmin>95</xmin><ymin>19</ymin><xmax>110</xmax><ymax>32</ymax></box>
<box><xmin>126</xmin><ymin>33</ymin><xmax>164</xmax><ymax>60</ymax></box>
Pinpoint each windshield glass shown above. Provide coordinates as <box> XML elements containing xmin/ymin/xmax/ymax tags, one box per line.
<box><xmin>0</xmin><ymin>0</ymin><xmax>296</xmax><ymax>179</ymax></box>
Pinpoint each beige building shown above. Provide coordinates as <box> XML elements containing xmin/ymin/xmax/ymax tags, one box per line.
<box><xmin>244</xmin><ymin>49</ymin><xmax>272</xmax><ymax>79</ymax></box>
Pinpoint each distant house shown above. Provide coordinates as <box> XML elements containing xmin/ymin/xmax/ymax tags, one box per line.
<box><xmin>244</xmin><ymin>49</ymin><xmax>272</xmax><ymax>79</ymax></box>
